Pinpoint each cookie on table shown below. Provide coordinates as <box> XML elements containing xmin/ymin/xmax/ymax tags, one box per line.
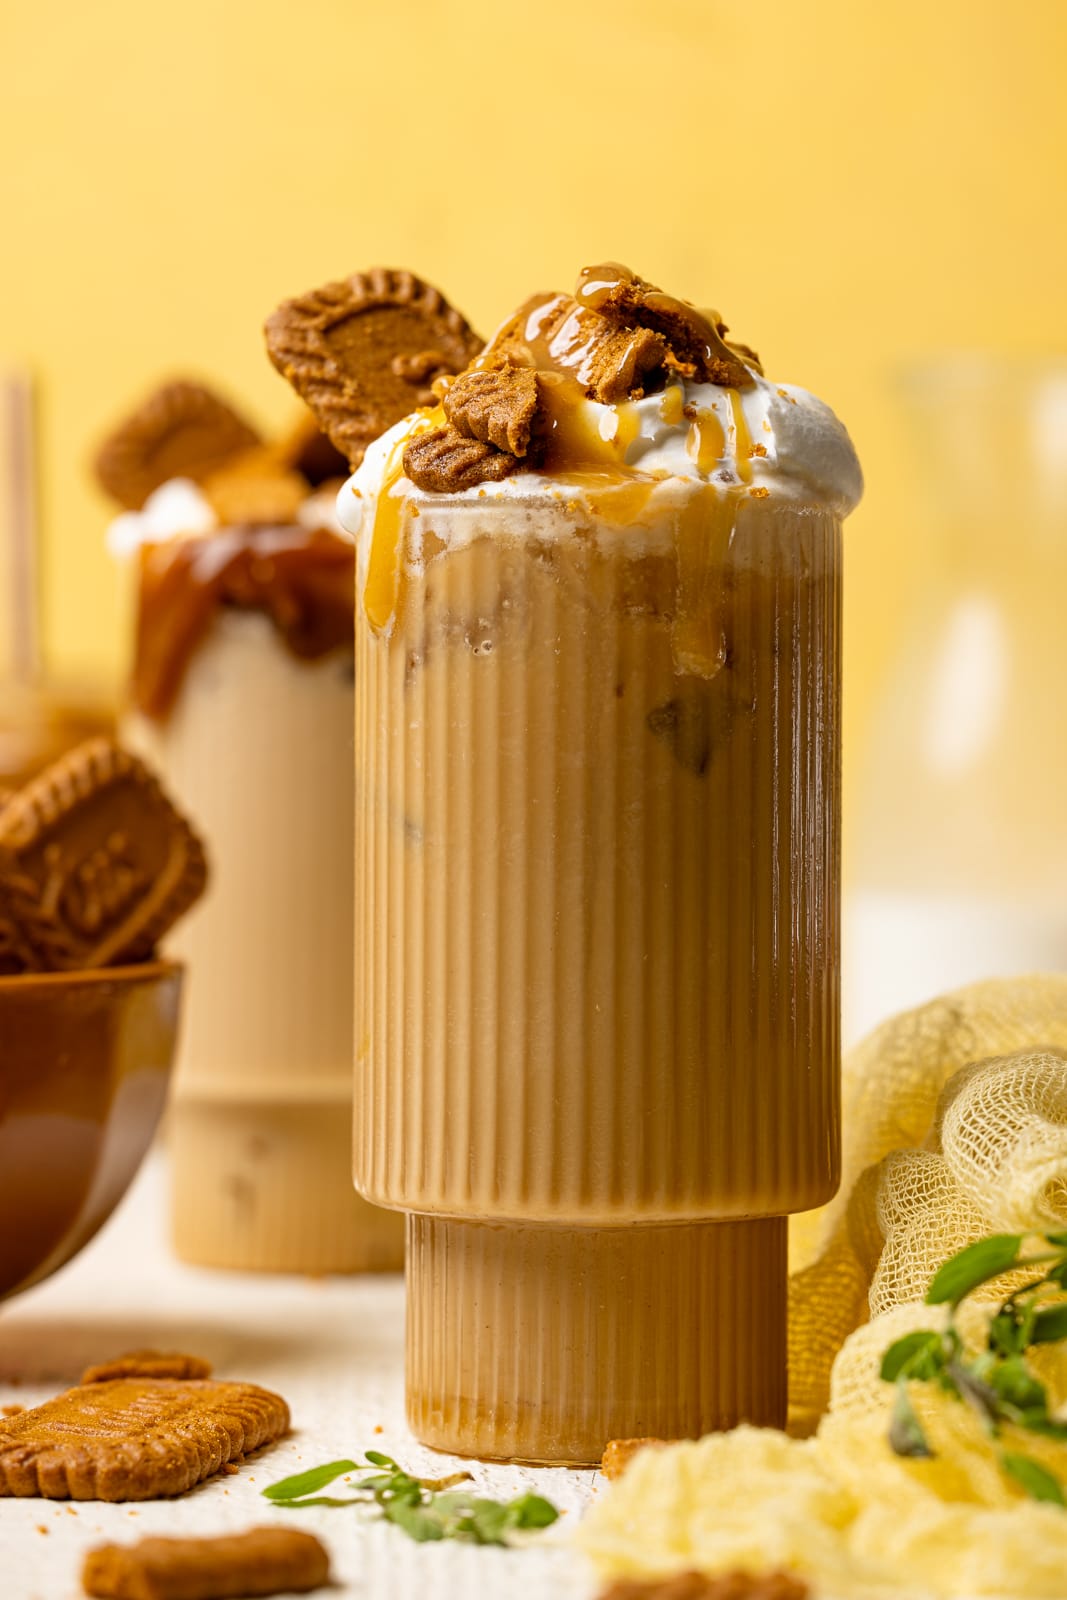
<box><xmin>82</xmin><ymin>1526</ymin><xmax>330</xmax><ymax>1599</ymax></box>
<box><xmin>0</xmin><ymin>1375</ymin><xmax>288</xmax><ymax>1500</ymax></box>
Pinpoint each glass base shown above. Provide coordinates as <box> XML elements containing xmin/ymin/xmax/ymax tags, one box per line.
<box><xmin>406</xmin><ymin>1212</ymin><xmax>786</xmax><ymax>1465</ymax></box>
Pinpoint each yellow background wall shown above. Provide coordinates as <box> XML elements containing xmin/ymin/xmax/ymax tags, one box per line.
<box><xmin>2</xmin><ymin>0</ymin><xmax>1066</xmax><ymax>757</ymax></box>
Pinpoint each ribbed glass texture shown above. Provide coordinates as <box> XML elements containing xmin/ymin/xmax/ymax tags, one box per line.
<box><xmin>131</xmin><ymin>611</ymin><xmax>403</xmax><ymax>1272</ymax></box>
<box><xmin>406</xmin><ymin>1213</ymin><xmax>787</xmax><ymax>1464</ymax></box>
<box><xmin>354</xmin><ymin>494</ymin><xmax>842</xmax><ymax>1224</ymax></box>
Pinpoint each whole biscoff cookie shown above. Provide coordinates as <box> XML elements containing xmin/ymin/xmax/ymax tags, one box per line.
<box><xmin>0</xmin><ymin>739</ymin><xmax>208</xmax><ymax>971</ymax></box>
<box><xmin>0</xmin><ymin>1377</ymin><xmax>289</xmax><ymax>1500</ymax></box>
<box><xmin>83</xmin><ymin>1526</ymin><xmax>330</xmax><ymax>1599</ymax></box>
<box><xmin>264</xmin><ymin>267</ymin><xmax>482</xmax><ymax>468</ymax></box>
<box><xmin>95</xmin><ymin>381</ymin><xmax>262</xmax><ymax>511</ymax></box>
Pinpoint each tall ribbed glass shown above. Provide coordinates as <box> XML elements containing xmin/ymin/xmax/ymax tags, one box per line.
<box><xmin>130</xmin><ymin>611</ymin><xmax>404</xmax><ymax>1274</ymax></box>
<box><xmin>354</xmin><ymin>485</ymin><xmax>842</xmax><ymax>1462</ymax></box>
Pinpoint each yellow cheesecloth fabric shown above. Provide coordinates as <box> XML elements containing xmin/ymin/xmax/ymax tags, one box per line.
<box><xmin>579</xmin><ymin>975</ymin><xmax>1067</xmax><ymax>1598</ymax></box>
<box><xmin>789</xmin><ymin>973</ymin><xmax>1067</xmax><ymax>1433</ymax></box>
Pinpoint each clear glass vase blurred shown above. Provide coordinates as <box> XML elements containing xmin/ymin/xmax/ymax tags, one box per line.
<box><xmin>845</xmin><ymin>356</ymin><xmax>1067</xmax><ymax>1044</ymax></box>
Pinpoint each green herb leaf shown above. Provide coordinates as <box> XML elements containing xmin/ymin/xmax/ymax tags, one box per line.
<box><xmin>273</xmin><ymin>1495</ymin><xmax>361</xmax><ymax>1509</ymax></box>
<box><xmin>889</xmin><ymin>1382</ymin><xmax>934</xmax><ymax>1459</ymax></box>
<box><xmin>880</xmin><ymin>1330</ymin><xmax>945</xmax><ymax>1383</ymax></box>
<box><xmin>261</xmin><ymin>1447</ymin><xmax>560</xmax><ymax>1547</ymax></box>
<box><xmin>1022</xmin><ymin>1416</ymin><xmax>1067</xmax><ymax>1442</ymax></box>
<box><xmin>987</xmin><ymin>1357</ymin><xmax>1049</xmax><ymax>1414</ymax></box>
<box><xmin>989</xmin><ymin>1308</ymin><xmax>1028</xmax><ymax>1357</ymax></box>
<box><xmin>508</xmin><ymin>1492</ymin><xmax>560</xmax><ymax>1529</ymax></box>
<box><xmin>926</xmin><ymin>1235</ymin><xmax>1023</xmax><ymax>1307</ymax></box>
<box><xmin>1000</xmin><ymin>1451</ymin><xmax>1066</xmax><ymax>1506</ymax></box>
<box><xmin>385</xmin><ymin>1499</ymin><xmax>447</xmax><ymax>1541</ymax></box>
<box><xmin>262</xmin><ymin>1459</ymin><xmax>359</xmax><ymax>1501</ymax></box>
<box><xmin>883</xmin><ymin>1232</ymin><xmax>1067</xmax><ymax>1507</ymax></box>
<box><xmin>466</xmin><ymin>1499</ymin><xmax>511</xmax><ymax>1544</ymax></box>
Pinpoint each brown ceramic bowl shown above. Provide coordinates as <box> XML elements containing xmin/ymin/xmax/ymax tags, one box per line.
<box><xmin>0</xmin><ymin>961</ymin><xmax>181</xmax><ymax>1299</ymax></box>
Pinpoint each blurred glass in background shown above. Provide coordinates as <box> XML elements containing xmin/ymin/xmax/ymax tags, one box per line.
<box><xmin>846</xmin><ymin>358</ymin><xmax>1067</xmax><ymax>1039</ymax></box>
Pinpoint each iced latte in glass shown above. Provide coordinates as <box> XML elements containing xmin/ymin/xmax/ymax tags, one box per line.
<box><xmin>96</xmin><ymin>385</ymin><xmax>405</xmax><ymax>1274</ymax></box>
<box><xmin>281</xmin><ymin>263</ymin><xmax>861</xmax><ymax>1463</ymax></box>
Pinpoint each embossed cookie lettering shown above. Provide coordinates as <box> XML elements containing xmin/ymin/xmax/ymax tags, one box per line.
<box><xmin>0</xmin><ymin>739</ymin><xmax>208</xmax><ymax>971</ymax></box>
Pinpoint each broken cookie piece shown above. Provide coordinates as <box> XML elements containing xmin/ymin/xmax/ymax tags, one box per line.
<box><xmin>82</xmin><ymin>1526</ymin><xmax>330</xmax><ymax>1599</ymax></box>
<box><xmin>575</xmin><ymin>263</ymin><xmax>758</xmax><ymax>388</ymax></box>
<box><xmin>442</xmin><ymin>365</ymin><xmax>542</xmax><ymax>458</ymax></box>
<box><xmin>0</xmin><ymin>1377</ymin><xmax>288</xmax><ymax>1499</ymax></box>
<box><xmin>481</xmin><ymin>292</ymin><xmax>670</xmax><ymax>404</ymax></box>
<box><xmin>199</xmin><ymin>452</ymin><xmax>310</xmax><ymax>526</ymax></box>
<box><xmin>264</xmin><ymin>267</ymin><xmax>482</xmax><ymax>468</ymax></box>
<box><xmin>402</xmin><ymin>426</ymin><xmax>518</xmax><ymax>493</ymax></box>
<box><xmin>601</xmin><ymin>1437</ymin><xmax>672</xmax><ymax>1481</ymax></box>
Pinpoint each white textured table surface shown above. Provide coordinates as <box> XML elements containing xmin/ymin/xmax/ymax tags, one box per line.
<box><xmin>0</xmin><ymin>1154</ymin><xmax>601</xmax><ymax>1600</ymax></box>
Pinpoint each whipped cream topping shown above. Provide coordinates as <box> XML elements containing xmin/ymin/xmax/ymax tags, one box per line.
<box><xmin>108</xmin><ymin>476</ymin><xmax>348</xmax><ymax>559</ymax></box>
<box><xmin>107</xmin><ymin>479</ymin><xmax>218</xmax><ymax>558</ymax></box>
<box><xmin>338</xmin><ymin>365</ymin><xmax>862</xmax><ymax>548</ymax></box>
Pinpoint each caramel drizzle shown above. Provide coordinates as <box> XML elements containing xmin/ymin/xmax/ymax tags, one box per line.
<box><xmin>727</xmin><ymin>391</ymin><xmax>754</xmax><ymax>484</ymax></box>
<box><xmin>361</xmin><ymin>269</ymin><xmax>763</xmax><ymax>643</ymax></box>
<box><xmin>363</xmin><ymin>432</ymin><xmax>415</xmax><ymax>635</ymax></box>
<box><xmin>360</xmin><ymin>387</ymin><xmax>757</xmax><ymax>653</ymax></box>
<box><xmin>134</xmin><ymin>521</ymin><xmax>355</xmax><ymax>720</ymax></box>
<box><xmin>575</xmin><ymin>262</ymin><xmax>760</xmax><ymax>382</ymax></box>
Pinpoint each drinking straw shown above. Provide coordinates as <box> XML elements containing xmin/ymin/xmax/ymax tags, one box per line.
<box><xmin>0</xmin><ymin>371</ymin><xmax>39</xmax><ymax>682</ymax></box>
